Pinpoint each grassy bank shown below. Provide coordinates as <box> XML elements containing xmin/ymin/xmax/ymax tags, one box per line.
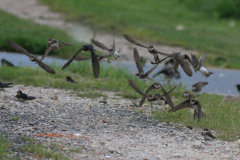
<box><xmin>39</xmin><ymin>0</ymin><xmax>240</xmax><ymax>69</ymax></box>
<box><xmin>1</xmin><ymin>62</ymin><xmax>240</xmax><ymax>141</ymax></box>
<box><xmin>0</xmin><ymin>10</ymin><xmax>85</xmax><ymax>59</ymax></box>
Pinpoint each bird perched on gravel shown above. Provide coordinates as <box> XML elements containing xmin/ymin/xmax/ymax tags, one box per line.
<box><xmin>123</xmin><ymin>34</ymin><xmax>168</xmax><ymax>64</ymax></box>
<box><xmin>41</xmin><ymin>38</ymin><xmax>74</xmax><ymax>61</ymax></box>
<box><xmin>192</xmin><ymin>82</ymin><xmax>208</xmax><ymax>95</ymax></box>
<box><xmin>128</xmin><ymin>79</ymin><xmax>176</xmax><ymax>107</ymax></box>
<box><xmin>16</xmin><ymin>90</ymin><xmax>35</xmax><ymax>101</ymax></box>
<box><xmin>1</xmin><ymin>59</ymin><xmax>15</xmax><ymax>67</ymax></box>
<box><xmin>168</xmin><ymin>99</ymin><xmax>206</xmax><ymax>122</ymax></box>
<box><xmin>201</xmin><ymin>128</ymin><xmax>216</xmax><ymax>140</ymax></box>
<box><xmin>191</xmin><ymin>51</ymin><xmax>214</xmax><ymax>78</ymax></box>
<box><xmin>0</xmin><ymin>82</ymin><xmax>13</xmax><ymax>91</ymax></box>
<box><xmin>62</xmin><ymin>44</ymin><xmax>100</xmax><ymax>79</ymax></box>
<box><xmin>8</xmin><ymin>40</ymin><xmax>56</xmax><ymax>74</ymax></box>
<box><xmin>133</xmin><ymin>48</ymin><xmax>159</xmax><ymax>81</ymax></box>
<box><xmin>91</xmin><ymin>26</ymin><xmax>120</xmax><ymax>59</ymax></box>
<box><xmin>65</xmin><ymin>76</ymin><xmax>77</xmax><ymax>84</ymax></box>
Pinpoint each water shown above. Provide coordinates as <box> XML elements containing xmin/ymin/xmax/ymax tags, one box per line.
<box><xmin>1</xmin><ymin>52</ymin><xmax>239</xmax><ymax>96</ymax></box>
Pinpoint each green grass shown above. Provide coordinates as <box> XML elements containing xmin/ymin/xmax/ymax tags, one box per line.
<box><xmin>0</xmin><ymin>10</ymin><xmax>86</xmax><ymax>59</ymax></box>
<box><xmin>39</xmin><ymin>0</ymin><xmax>240</xmax><ymax>69</ymax></box>
<box><xmin>1</xmin><ymin>62</ymin><xmax>240</xmax><ymax>141</ymax></box>
<box><xmin>0</xmin><ymin>135</ymin><xmax>11</xmax><ymax>159</ymax></box>
<box><xmin>21</xmin><ymin>137</ymin><xmax>68</xmax><ymax>160</ymax></box>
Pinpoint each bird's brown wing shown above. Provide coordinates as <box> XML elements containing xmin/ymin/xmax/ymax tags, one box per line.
<box><xmin>173</xmin><ymin>59</ymin><xmax>180</xmax><ymax>70</ymax></box>
<box><xmin>35</xmin><ymin>57</ymin><xmax>56</xmax><ymax>74</ymax></box>
<box><xmin>192</xmin><ymin>82</ymin><xmax>208</xmax><ymax>89</ymax></box>
<box><xmin>59</xmin><ymin>41</ymin><xmax>75</xmax><ymax>46</ymax></box>
<box><xmin>133</xmin><ymin>48</ymin><xmax>144</xmax><ymax>74</ymax></box>
<box><xmin>62</xmin><ymin>48</ymin><xmax>83</xmax><ymax>70</ymax></box>
<box><xmin>112</xmin><ymin>26</ymin><xmax>115</xmax><ymax>51</ymax></box>
<box><xmin>91</xmin><ymin>39</ymin><xmax>111</xmax><ymax>51</ymax></box>
<box><xmin>8</xmin><ymin>40</ymin><xmax>32</xmax><ymax>57</ymax></box>
<box><xmin>144</xmin><ymin>64</ymin><xmax>159</xmax><ymax>77</ymax></box>
<box><xmin>160</xmin><ymin>85</ymin><xmax>176</xmax><ymax>109</ymax></box>
<box><xmin>40</xmin><ymin>45</ymin><xmax>53</xmax><ymax>61</ymax></box>
<box><xmin>123</xmin><ymin>34</ymin><xmax>148</xmax><ymax>48</ymax></box>
<box><xmin>191</xmin><ymin>53</ymin><xmax>200</xmax><ymax>66</ymax></box>
<box><xmin>177</xmin><ymin>55</ymin><xmax>193</xmax><ymax>77</ymax></box>
<box><xmin>199</xmin><ymin>51</ymin><xmax>207</xmax><ymax>67</ymax></box>
<box><xmin>90</xmin><ymin>49</ymin><xmax>100</xmax><ymax>79</ymax></box>
<box><xmin>168</xmin><ymin>99</ymin><xmax>192</xmax><ymax>112</ymax></box>
<box><xmin>128</xmin><ymin>79</ymin><xmax>145</xmax><ymax>95</ymax></box>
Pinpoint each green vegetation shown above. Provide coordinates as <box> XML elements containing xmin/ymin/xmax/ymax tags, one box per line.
<box><xmin>0</xmin><ymin>10</ymin><xmax>85</xmax><ymax>59</ymax></box>
<box><xmin>152</xmin><ymin>92</ymin><xmax>240</xmax><ymax>141</ymax></box>
<box><xmin>39</xmin><ymin>0</ymin><xmax>240</xmax><ymax>69</ymax></box>
<box><xmin>1</xmin><ymin>62</ymin><xmax>240</xmax><ymax>141</ymax></box>
<box><xmin>21</xmin><ymin>137</ymin><xmax>68</xmax><ymax>160</ymax></box>
<box><xmin>184</xmin><ymin>0</ymin><xmax>240</xmax><ymax>19</ymax></box>
<box><xmin>0</xmin><ymin>135</ymin><xmax>11</xmax><ymax>159</ymax></box>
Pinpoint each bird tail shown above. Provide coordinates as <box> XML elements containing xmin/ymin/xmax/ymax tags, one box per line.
<box><xmin>205</xmin><ymin>71</ymin><xmax>214</xmax><ymax>78</ymax></box>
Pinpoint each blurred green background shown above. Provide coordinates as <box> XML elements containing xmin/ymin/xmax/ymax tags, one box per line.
<box><xmin>1</xmin><ymin>0</ymin><xmax>240</xmax><ymax>68</ymax></box>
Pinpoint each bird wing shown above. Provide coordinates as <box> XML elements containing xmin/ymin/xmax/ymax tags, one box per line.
<box><xmin>123</xmin><ymin>34</ymin><xmax>148</xmax><ymax>48</ymax></box>
<box><xmin>177</xmin><ymin>55</ymin><xmax>193</xmax><ymax>77</ymax></box>
<box><xmin>91</xmin><ymin>39</ymin><xmax>111</xmax><ymax>51</ymax></box>
<box><xmin>40</xmin><ymin>45</ymin><xmax>53</xmax><ymax>61</ymax></box>
<box><xmin>90</xmin><ymin>48</ymin><xmax>100</xmax><ymax>79</ymax></box>
<box><xmin>144</xmin><ymin>64</ymin><xmax>159</xmax><ymax>77</ymax></box>
<box><xmin>59</xmin><ymin>41</ymin><xmax>75</xmax><ymax>46</ymax></box>
<box><xmin>8</xmin><ymin>40</ymin><xmax>32</xmax><ymax>57</ymax></box>
<box><xmin>173</xmin><ymin>59</ymin><xmax>180</xmax><ymax>70</ymax></box>
<box><xmin>35</xmin><ymin>57</ymin><xmax>56</xmax><ymax>74</ymax></box>
<box><xmin>191</xmin><ymin>53</ymin><xmax>200</xmax><ymax>66</ymax></box>
<box><xmin>160</xmin><ymin>85</ymin><xmax>177</xmax><ymax>109</ymax></box>
<box><xmin>128</xmin><ymin>79</ymin><xmax>145</xmax><ymax>95</ymax></box>
<box><xmin>62</xmin><ymin>48</ymin><xmax>83</xmax><ymax>70</ymax></box>
<box><xmin>133</xmin><ymin>48</ymin><xmax>144</xmax><ymax>74</ymax></box>
<box><xmin>199</xmin><ymin>51</ymin><xmax>207</xmax><ymax>67</ymax></box>
<box><xmin>192</xmin><ymin>82</ymin><xmax>208</xmax><ymax>89</ymax></box>
<box><xmin>112</xmin><ymin>26</ymin><xmax>115</xmax><ymax>51</ymax></box>
<box><xmin>168</xmin><ymin>99</ymin><xmax>192</xmax><ymax>112</ymax></box>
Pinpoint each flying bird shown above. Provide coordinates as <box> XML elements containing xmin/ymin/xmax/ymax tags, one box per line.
<box><xmin>1</xmin><ymin>59</ymin><xmax>15</xmax><ymax>67</ymax></box>
<box><xmin>74</xmin><ymin>54</ymin><xmax>112</xmax><ymax>63</ymax></box>
<box><xmin>168</xmin><ymin>99</ymin><xmax>206</xmax><ymax>122</ymax></box>
<box><xmin>128</xmin><ymin>79</ymin><xmax>176</xmax><ymax>107</ymax></box>
<box><xmin>41</xmin><ymin>38</ymin><xmax>74</xmax><ymax>61</ymax></box>
<box><xmin>192</xmin><ymin>82</ymin><xmax>208</xmax><ymax>95</ymax></box>
<box><xmin>153</xmin><ymin>51</ymin><xmax>193</xmax><ymax>77</ymax></box>
<box><xmin>0</xmin><ymin>82</ymin><xmax>13</xmax><ymax>91</ymax></box>
<box><xmin>8</xmin><ymin>40</ymin><xmax>56</xmax><ymax>74</ymax></box>
<box><xmin>236</xmin><ymin>84</ymin><xmax>240</xmax><ymax>95</ymax></box>
<box><xmin>16</xmin><ymin>90</ymin><xmax>36</xmax><ymax>100</ymax></box>
<box><xmin>191</xmin><ymin>51</ymin><xmax>214</xmax><ymax>77</ymax></box>
<box><xmin>123</xmin><ymin>34</ymin><xmax>169</xmax><ymax>64</ymax></box>
<box><xmin>91</xmin><ymin>26</ymin><xmax>120</xmax><ymax>59</ymax></box>
<box><xmin>62</xmin><ymin>44</ymin><xmax>100</xmax><ymax>79</ymax></box>
<box><xmin>133</xmin><ymin>48</ymin><xmax>159</xmax><ymax>80</ymax></box>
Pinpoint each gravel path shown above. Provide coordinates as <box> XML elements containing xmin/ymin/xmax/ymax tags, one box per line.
<box><xmin>1</xmin><ymin>85</ymin><xmax>240</xmax><ymax>159</ymax></box>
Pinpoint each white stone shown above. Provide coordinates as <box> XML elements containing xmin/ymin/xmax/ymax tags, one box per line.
<box><xmin>173</xmin><ymin>153</ymin><xmax>181</xmax><ymax>157</ymax></box>
<box><xmin>192</xmin><ymin>141</ymin><xmax>202</xmax><ymax>149</ymax></box>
